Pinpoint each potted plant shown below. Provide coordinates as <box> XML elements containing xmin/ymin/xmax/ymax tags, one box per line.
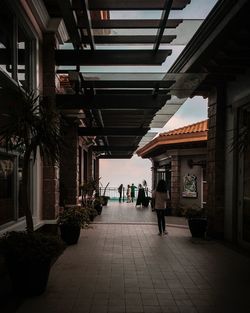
<box><xmin>185</xmin><ymin>206</ymin><xmax>208</xmax><ymax>238</ymax></box>
<box><xmin>94</xmin><ymin>196</ymin><xmax>103</xmax><ymax>215</ymax></box>
<box><xmin>85</xmin><ymin>205</ymin><xmax>98</xmax><ymax>221</ymax></box>
<box><xmin>58</xmin><ymin>206</ymin><xmax>90</xmax><ymax>245</ymax></box>
<box><xmin>80</xmin><ymin>178</ymin><xmax>99</xmax><ymax>206</ymax></box>
<box><xmin>0</xmin><ymin>231</ymin><xmax>64</xmax><ymax>296</ymax></box>
<box><xmin>0</xmin><ymin>85</ymin><xmax>64</xmax><ymax>295</ymax></box>
<box><xmin>100</xmin><ymin>182</ymin><xmax>110</xmax><ymax>206</ymax></box>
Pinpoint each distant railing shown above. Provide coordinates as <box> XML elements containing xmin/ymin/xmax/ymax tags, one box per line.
<box><xmin>98</xmin><ymin>187</ymin><xmax>151</xmax><ymax>200</ymax></box>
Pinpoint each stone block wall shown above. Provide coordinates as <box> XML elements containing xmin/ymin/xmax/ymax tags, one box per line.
<box><xmin>206</xmin><ymin>86</ymin><xmax>226</xmax><ymax>238</ymax></box>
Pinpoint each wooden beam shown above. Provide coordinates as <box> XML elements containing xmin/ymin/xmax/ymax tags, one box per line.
<box><xmin>57</xmin><ymin>0</ymin><xmax>82</xmax><ymax>47</ymax></box>
<box><xmin>92</xmin><ymin>146</ymin><xmax>138</xmax><ymax>151</ymax></box>
<box><xmin>78</xmin><ymin>19</ymin><xmax>183</xmax><ymax>29</ymax></box>
<box><xmin>81</xmin><ymin>80</ymin><xmax>175</xmax><ymax>89</ymax></box>
<box><xmin>82</xmin><ymin>35</ymin><xmax>176</xmax><ymax>44</ymax></box>
<box><xmin>98</xmin><ymin>155</ymin><xmax>133</xmax><ymax>159</ymax></box>
<box><xmin>77</xmin><ymin>0</ymin><xmax>191</xmax><ymax>10</ymax></box>
<box><xmin>74</xmin><ymin>0</ymin><xmax>95</xmax><ymax>50</ymax></box>
<box><xmin>154</xmin><ymin>0</ymin><xmax>173</xmax><ymax>52</ymax></box>
<box><xmin>56</xmin><ymin>94</ymin><xmax>170</xmax><ymax>110</ymax></box>
<box><xmin>55</xmin><ymin>49</ymin><xmax>172</xmax><ymax>65</ymax></box>
<box><xmin>78</xmin><ymin>127</ymin><xmax>149</xmax><ymax>136</ymax></box>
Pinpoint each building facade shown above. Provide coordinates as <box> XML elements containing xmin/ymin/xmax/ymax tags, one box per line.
<box><xmin>0</xmin><ymin>0</ymin><xmax>99</xmax><ymax>233</ymax></box>
<box><xmin>137</xmin><ymin>120</ymin><xmax>207</xmax><ymax>216</ymax></box>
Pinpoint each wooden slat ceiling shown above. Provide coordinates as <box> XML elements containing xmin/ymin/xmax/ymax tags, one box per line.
<box><xmin>42</xmin><ymin>0</ymin><xmax>192</xmax><ymax>158</ymax></box>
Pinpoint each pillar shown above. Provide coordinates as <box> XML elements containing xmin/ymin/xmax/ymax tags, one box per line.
<box><xmin>60</xmin><ymin>120</ymin><xmax>79</xmax><ymax>206</ymax></box>
<box><xmin>87</xmin><ymin>147</ymin><xmax>93</xmax><ymax>180</ymax></box>
<box><xmin>206</xmin><ymin>85</ymin><xmax>226</xmax><ymax>238</ymax></box>
<box><xmin>171</xmin><ymin>154</ymin><xmax>181</xmax><ymax>214</ymax></box>
<box><xmin>42</xmin><ymin>32</ymin><xmax>59</xmax><ymax>219</ymax></box>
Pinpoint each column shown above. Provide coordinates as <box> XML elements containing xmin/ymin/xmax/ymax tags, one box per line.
<box><xmin>42</xmin><ymin>32</ymin><xmax>59</xmax><ymax>219</ymax></box>
<box><xmin>60</xmin><ymin>120</ymin><xmax>79</xmax><ymax>206</ymax></box>
<box><xmin>206</xmin><ymin>85</ymin><xmax>226</xmax><ymax>238</ymax></box>
<box><xmin>171</xmin><ymin>155</ymin><xmax>181</xmax><ymax>214</ymax></box>
<box><xmin>87</xmin><ymin>147</ymin><xmax>93</xmax><ymax>180</ymax></box>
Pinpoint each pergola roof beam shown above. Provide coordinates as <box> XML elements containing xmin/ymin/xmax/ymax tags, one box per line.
<box><xmin>78</xmin><ymin>0</ymin><xmax>191</xmax><ymax>10</ymax></box>
<box><xmin>78</xmin><ymin>128</ymin><xmax>150</xmax><ymax>136</ymax></box>
<box><xmin>57</xmin><ymin>0</ymin><xmax>82</xmax><ymax>48</ymax></box>
<box><xmin>98</xmin><ymin>155</ymin><xmax>133</xmax><ymax>159</ymax></box>
<box><xmin>55</xmin><ymin>50</ymin><xmax>171</xmax><ymax>65</ymax></box>
<box><xmin>82</xmin><ymin>35</ymin><xmax>176</xmax><ymax>45</ymax></box>
<box><xmin>74</xmin><ymin>0</ymin><xmax>95</xmax><ymax>50</ymax></box>
<box><xmin>154</xmin><ymin>0</ymin><xmax>173</xmax><ymax>52</ymax></box>
<box><xmin>78</xmin><ymin>19</ymin><xmax>183</xmax><ymax>29</ymax></box>
<box><xmin>81</xmin><ymin>80</ymin><xmax>175</xmax><ymax>89</ymax></box>
<box><xmin>92</xmin><ymin>146</ymin><xmax>138</xmax><ymax>152</ymax></box>
<box><xmin>56</xmin><ymin>94</ymin><xmax>170</xmax><ymax>110</ymax></box>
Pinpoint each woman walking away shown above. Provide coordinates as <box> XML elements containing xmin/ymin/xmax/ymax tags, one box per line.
<box><xmin>152</xmin><ymin>179</ymin><xmax>169</xmax><ymax>236</ymax></box>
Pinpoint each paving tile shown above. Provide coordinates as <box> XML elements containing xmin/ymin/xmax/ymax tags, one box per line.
<box><xmin>13</xmin><ymin>204</ymin><xmax>250</xmax><ymax>313</ymax></box>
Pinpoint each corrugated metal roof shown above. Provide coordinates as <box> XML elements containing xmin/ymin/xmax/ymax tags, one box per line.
<box><xmin>159</xmin><ymin>120</ymin><xmax>208</xmax><ymax>137</ymax></box>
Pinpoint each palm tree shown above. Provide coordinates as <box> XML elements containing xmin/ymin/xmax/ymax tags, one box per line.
<box><xmin>0</xmin><ymin>86</ymin><xmax>63</xmax><ymax>232</ymax></box>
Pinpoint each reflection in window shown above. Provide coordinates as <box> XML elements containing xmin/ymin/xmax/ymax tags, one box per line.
<box><xmin>18</xmin><ymin>157</ymin><xmax>25</xmax><ymax>218</ymax></box>
<box><xmin>0</xmin><ymin>155</ymin><xmax>14</xmax><ymax>225</ymax></box>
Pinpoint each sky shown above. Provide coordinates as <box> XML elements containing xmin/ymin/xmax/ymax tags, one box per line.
<box><xmin>99</xmin><ymin>0</ymin><xmax>217</xmax><ymax>190</ymax></box>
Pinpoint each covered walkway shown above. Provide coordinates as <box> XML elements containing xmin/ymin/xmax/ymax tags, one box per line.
<box><xmin>94</xmin><ymin>201</ymin><xmax>187</xmax><ymax>226</ymax></box>
<box><xmin>14</xmin><ymin>202</ymin><xmax>250</xmax><ymax>313</ymax></box>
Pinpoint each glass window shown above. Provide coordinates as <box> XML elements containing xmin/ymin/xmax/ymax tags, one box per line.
<box><xmin>0</xmin><ymin>155</ymin><xmax>14</xmax><ymax>226</ymax></box>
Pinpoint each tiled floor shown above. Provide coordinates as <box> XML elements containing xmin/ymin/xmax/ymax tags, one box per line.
<box><xmin>14</xmin><ymin>203</ymin><xmax>250</xmax><ymax>313</ymax></box>
<box><xmin>94</xmin><ymin>201</ymin><xmax>187</xmax><ymax>227</ymax></box>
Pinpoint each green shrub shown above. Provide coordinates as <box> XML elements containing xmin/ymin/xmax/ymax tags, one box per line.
<box><xmin>57</xmin><ymin>206</ymin><xmax>90</xmax><ymax>228</ymax></box>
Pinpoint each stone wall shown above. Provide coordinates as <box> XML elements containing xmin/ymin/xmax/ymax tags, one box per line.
<box><xmin>206</xmin><ymin>86</ymin><xmax>226</xmax><ymax>238</ymax></box>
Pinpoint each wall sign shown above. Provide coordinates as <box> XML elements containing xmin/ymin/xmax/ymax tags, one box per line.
<box><xmin>182</xmin><ymin>173</ymin><xmax>197</xmax><ymax>198</ymax></box>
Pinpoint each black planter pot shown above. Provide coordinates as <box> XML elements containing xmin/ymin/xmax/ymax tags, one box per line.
<box><xmin>6</xmin><ymin>257</ymin><xmax>51</xmax><ymax>296</ymax></box>
<box><xmin>89</xmin><ymin>214</ymin><xmax>95</xmax><ymax>222</ymax></box>
<box><xmin>101</xmin><ymin>196</ymin><xmax>109</xmax><ymax>206</ymax></box>
<box><xmin>95</xmin><ymin>204</ymin><xmax>103</xmax><ymax>215</ymax></box>
<box><xmin>188</xmin><ymin>217</ymin><xmax>208</xmax><ymax>238</ymax></box>
<box><xmin>59</xmin><ymin>224</ymin><xmax>81</xmax><ymax>245</ymax></box>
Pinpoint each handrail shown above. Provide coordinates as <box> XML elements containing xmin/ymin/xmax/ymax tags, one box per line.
<box><xmin>98</xmin><ymin>186</ymin><xmax>152</xmax><ymax>200</ymax></box>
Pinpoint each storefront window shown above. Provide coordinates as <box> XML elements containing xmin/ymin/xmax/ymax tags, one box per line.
<box><xmin>0</xmin><ymin>155</ymin><xmax>14</xmax><ymax>226</ymax></box>
<box><xmin>0</xmin><ymin>1</ymin><xmax>32</xmax><ymax>89</ymax></box>
<box><xmin>0</xmin><ymin>1</ymin><xmax>13</xmax><ymax>79</ymax></box>
<box><xmin>242</xmin><ymin>110</ymin><xmax>250</xmax><ymax>242</ymax></box>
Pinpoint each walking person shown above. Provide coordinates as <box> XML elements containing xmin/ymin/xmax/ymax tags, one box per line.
<box><xmin>126</xmin><ymin>184</ymin><xmax>131</xmax><ymax>203</ymax></box>
<box><xmin>152</xmin><ymin>179</ymin><xmax>169</xmax><ymax>236</ymax></box>
<box><xmin>118</xmin><ymin>184</ymin><xmax>123</xmax><ymax>203</ymax></box>
<box><xmin>130</xmin><ymin>183</ymin><xmax>136</xmax><ymax>203</ymax></box>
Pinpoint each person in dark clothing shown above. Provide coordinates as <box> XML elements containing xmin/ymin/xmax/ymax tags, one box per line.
<box><xmin>118</xmin><ymin>184</ymin><xmax>123</xmax><ymax>203</ymax></box>
<box><xmin>152</xmin><ymin>179</ymin><xmax>169</xmax><ymax>236</ymax></box>
<box><xmin>130</xmin><ymin>183</ymin><xmax>136</xmax><ymax>202</ymax></box>
<box><xmin>136</xmin><ymin>183</ymin><xmax>145</xmax><ymax>207</ymax></box>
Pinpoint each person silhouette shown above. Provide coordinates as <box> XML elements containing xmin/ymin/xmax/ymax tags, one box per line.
<box><xmin>131</xmin><ymin>183</ymin><xmax>136</xmax><ymax>203</ymax></box>
<box><xmin>118</xmin><ymin>184</ymin><xmax>123</xmax><ymax>203</ymax></box>
<box><xmin>136</xmin><ymin>183</ymin><xmax>145</xmax><ymax>207</ymax></box>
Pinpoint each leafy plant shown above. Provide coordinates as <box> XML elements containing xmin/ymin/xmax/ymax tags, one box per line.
<box><xmin>0</xmin><ymin>231</ymin><xmax>64</xmax><ymax>263</ymax></box>
<box><xmin>85</xmin><ymin>205</ymin><xmax>98</xmax><ymax>219</ymax></box>
<box><xmin>0</xmin><ymin>86</ymin><xmax>64</xmax><ymax>232</ymax></box>
<box><xmin>57</xmin><ymin>206</ymin><xmax>90</xmax><ymax>228</ymax></box>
